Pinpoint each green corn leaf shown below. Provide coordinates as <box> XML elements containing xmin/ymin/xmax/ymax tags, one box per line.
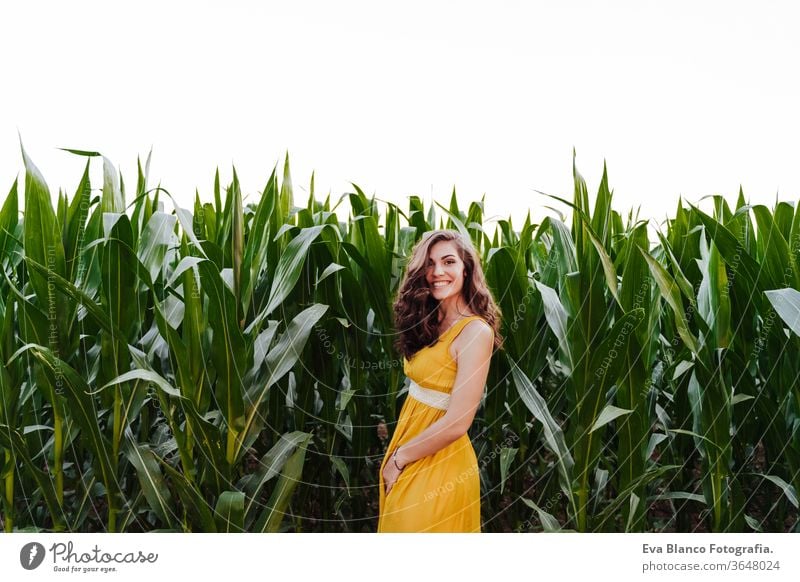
<box><xmin>589</xmin><ymin>405</ymin><xmax>634</xmax><ymax>434</ymax></box>
<box><xmin>243</xmin><ymin>431</ymin><xmax>315</xmax><ymax>520</ymax></box>
<box><xmin>640</xmin><ymin>248</ymin><xmax>699</xmax><ymax>353</ymax></box>
<box><xmin>137</xmin><ymin>211</ymin><xmax>177</xmax><ymax>284</ymax></box>
<box><xmin>508</xmin><ymin>356</ymin><xmax>574</xmax><ymax>503</ymax></box>
<box><xmin>521</xmin><ymin>498</ymin><xmax>566</xmax><ymax>532</ymax></box>
<box><xmin>253</xmin><ymin>432</ymin><xmax>312</xmax><ymax>532</ymax></box>
<box><xmin>123</xmin><ymin>434</ymin><xmax>176</xmax><ymax>528</ymax></box>
<box><xmin>215</xmin><ymin>491</ymin><xmax>245</xmax><ymax>532</ymax></box>
<box><xmin>264</xmin><ymin>225</ymin><xmax>332</xmax><ymax>317</ymax></box>
<box><xmin>765</xmin><ymin>288</ymin><xmax>800</xmax><ymax>337</ymax></box>
<box><xmin>755</xmin><ymin>473</ymin><xmax>799</xmax><ymax>509</ymax></box>
<box><xmin>0</xmin><ymin>180</ymin><xmax>19</xmax><ymax>270</ymax></box>
<box><xmin>499</xmin><ymin>447</ymin><xmax>518</xmax><ymax>495</ymax></box>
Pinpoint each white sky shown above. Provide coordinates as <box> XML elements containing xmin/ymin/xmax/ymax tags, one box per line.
<box><xmin>1</xmin><ymin>0</ymin><xmax>799</xmax><ymax>229</ymax></box>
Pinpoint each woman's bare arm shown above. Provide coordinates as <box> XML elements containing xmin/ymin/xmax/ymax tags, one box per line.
<box><xmin>393</xmin><ymin>321</ymin><xmax>494</xmax><ymax>468</ymax></box>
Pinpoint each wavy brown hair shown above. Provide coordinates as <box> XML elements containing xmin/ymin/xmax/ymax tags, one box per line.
<box><xmin>393</xmin><ymin>229</ymin><xmax>503</xmax><ymax>359</ymax></box>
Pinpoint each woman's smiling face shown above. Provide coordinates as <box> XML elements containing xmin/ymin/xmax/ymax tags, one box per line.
<box><xmin>425</xmin><ymin>240</ymin><xmax>465</xmax><ymax>301</ymax></box>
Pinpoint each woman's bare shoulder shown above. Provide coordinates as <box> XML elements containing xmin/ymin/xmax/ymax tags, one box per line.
<box><xmin>450</xmin><ymin>318</ymin><xmax>494</xmax><ymax>358</ymax></box>
<box><xmin>462</xmin><ymin>318</ymin><xmax>493</xmax><ymax>338</ymax></box>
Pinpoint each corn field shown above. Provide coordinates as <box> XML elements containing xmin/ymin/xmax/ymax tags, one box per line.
<box><xmin>0</xmin><ymin>145</ymin><xmax>798</xmax><ymax>533</ymax></box>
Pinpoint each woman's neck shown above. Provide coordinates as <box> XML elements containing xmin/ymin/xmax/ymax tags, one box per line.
<box><xmin>438</xmin><ymin>297</ymin><xmax>471</xmax><ymax>323</ymax></box>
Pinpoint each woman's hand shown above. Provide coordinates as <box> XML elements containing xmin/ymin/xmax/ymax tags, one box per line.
<box><xmin>382</xmin><ymin>448</ymin><xmax>405</xmax><ymax>496</ymax></box>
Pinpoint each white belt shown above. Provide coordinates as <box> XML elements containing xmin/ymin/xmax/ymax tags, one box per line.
<box><xmin>409</xmin><ymin>380</ymin><xmax>450</xmax><ymax>410</ymax></box>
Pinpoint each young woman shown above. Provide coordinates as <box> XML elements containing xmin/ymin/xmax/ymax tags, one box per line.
<box><xmin>378</xmin><ymin>229</ymin><xmax>503</xmax><ymax>533</ymax></box>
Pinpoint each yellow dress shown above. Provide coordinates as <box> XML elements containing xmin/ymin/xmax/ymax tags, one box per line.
<box><xmin>378</xmin><ymin>315</ymin><xmax>490</xmax><ymax>533</ymax></box>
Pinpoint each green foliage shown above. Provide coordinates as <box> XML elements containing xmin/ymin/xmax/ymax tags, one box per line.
<box><xmin>0</xmin><ymin>146</ymin><xmax>798</xmax><ymax>533</ymax></box>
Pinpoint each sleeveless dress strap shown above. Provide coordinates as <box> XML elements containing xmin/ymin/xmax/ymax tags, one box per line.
<box><xmin>441</xmin><ymin>315</ymin><xmax>484</xmax><ymax>344</ymax></box>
